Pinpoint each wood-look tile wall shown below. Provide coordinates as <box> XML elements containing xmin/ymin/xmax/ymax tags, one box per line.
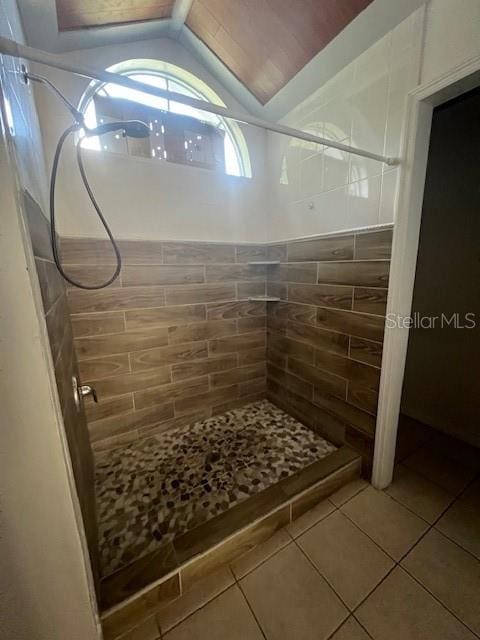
<box><xmin>61</xmin><ymin>238</ymin><xmax>268</xmax><ymax>453</ymax></box>
<box><xmin>22</xmin><ymin>192</ymin><xmax>99</xmax><ymax>584</ymax></box>
<box><xmin>266</xmin><ymin>229</ymin><xmax>392</xmax><ymax>470</ymax></box>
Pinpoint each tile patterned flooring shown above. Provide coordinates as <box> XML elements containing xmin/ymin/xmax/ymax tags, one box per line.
<box><xmin>96</xmin><ymin>400</ymin><xmax>336</xmax><ymax>577</ymax></box>
<box><xmin>107</xmin><ymin>432</ymin><xmax>480</xmax><ymax>640</ymax></box>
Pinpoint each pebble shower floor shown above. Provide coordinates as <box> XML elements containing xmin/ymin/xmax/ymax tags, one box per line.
<box><xmin>96</xmin><ymin>399</ymin><xmax>337</xmax><ymax>577</ymax></box>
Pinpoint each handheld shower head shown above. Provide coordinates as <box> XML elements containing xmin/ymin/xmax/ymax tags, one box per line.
<box><xmin>85</xmin><ymin>120</ymin><xmax>150</xmax><ymax>139</ymax></box>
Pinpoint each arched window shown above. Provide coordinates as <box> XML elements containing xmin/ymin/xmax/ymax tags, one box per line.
<box><xmin>78</xmin><ymin>59</ymin><xmax>251</xmax><ymax>178</ymax></box>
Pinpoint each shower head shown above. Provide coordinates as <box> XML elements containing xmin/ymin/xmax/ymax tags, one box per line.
<box><xmin>85</xmin><ymin>120</ymin><xmax>150</xmax><ymax>139</ymax></box>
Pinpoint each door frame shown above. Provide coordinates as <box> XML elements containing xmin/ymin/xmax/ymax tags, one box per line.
<box><xmin>372</xmin><ymin>54</ymin><xmax>480</xmax><ymax>489</ymax></box>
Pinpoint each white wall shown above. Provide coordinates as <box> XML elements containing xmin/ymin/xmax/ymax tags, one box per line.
<box><xmin>34</xmin><ymin>38</ymin><xmax>268</xmax><ymax>242</ymax></box>
<box><xmin>267</xmin><ymin>8</ymin><xmax>425</xmax><ymax>241</ymax></box>
<box><xmin>0</xmin><ymin>1</ymin><xmax>100</xmax><ymax>638</ymax></box>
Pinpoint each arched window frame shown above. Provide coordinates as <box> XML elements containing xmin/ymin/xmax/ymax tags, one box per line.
<box><xmin>77</xmin><ymin>58</ymin><xmax>252</xmax><ymax>178</ymax></box>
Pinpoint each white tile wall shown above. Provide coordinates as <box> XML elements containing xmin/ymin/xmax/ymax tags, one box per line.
<box><xmin>267</xmin><ymin>9</ymin><xmax>425</xmax><ymax>241</ymax></box>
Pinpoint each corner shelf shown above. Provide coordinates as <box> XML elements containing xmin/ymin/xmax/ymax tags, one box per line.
<box><xmin>247</xmin><ymin>261</ymin><xmax>280</xmax><ymax>265</ymax></box>
<box><xmin>248</xmin><ymin>296</ymin><xmax>280</xmax><ymax>302</ymax></box>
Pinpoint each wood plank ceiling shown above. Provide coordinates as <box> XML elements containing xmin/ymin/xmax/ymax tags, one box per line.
<box><xmin>55</xmin><ymin>0</ymin><xmax>175</xmax><ymax>31</ymax></box>
<box><xmin>186</xmin><ymin>0</ymin><xmax>374</xmax><ymax>104</ymax></box>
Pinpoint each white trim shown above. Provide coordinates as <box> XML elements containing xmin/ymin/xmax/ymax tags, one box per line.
<box><xmin>371</xmin><ymin>54</ymin><xmax>480</xmax><ymax>489</ymax></box>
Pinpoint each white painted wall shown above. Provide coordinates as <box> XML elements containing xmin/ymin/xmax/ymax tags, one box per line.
<box><xmin>0</xmin><ymin>1</ymin><xmax>100</xmax><ymax>638</ymax></box>
<box><xmin>34</xmin><ymin>38</ymin><xmax>268</xmax><ymax>242</ymax></box>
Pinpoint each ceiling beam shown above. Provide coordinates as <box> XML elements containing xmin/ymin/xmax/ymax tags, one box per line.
<box><xmin>169</xmin><ymin>0</ymin><xmax>194</xmax><ymax>38</ymax></box>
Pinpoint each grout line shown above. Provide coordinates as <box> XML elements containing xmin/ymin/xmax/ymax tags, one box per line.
<box><xmin>236</xmin><ymin>579</ymin><xmax>269</xmax><ymax>640</ymax></box>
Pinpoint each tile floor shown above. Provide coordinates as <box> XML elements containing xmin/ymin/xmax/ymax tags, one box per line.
<box><xmin>96</xmin><ymin>400</ymin><xmax>336</xmax><ymax>577</ymax></box>
<box><xmin>111</xmin><ymin>432</ymin><xmax>480</xmax><ymax>640</ymax></box>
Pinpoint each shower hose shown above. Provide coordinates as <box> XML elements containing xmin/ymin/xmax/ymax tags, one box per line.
<box><xmin>50</xmin><ymin>123</ymin><xmax>122</xmax><ymax>290</ymax></box>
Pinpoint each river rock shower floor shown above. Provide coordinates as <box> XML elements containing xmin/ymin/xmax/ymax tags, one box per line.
<box><xmin>95</xmin><ymin>399</ymin><xmax>336</xmax><ymax>578</ymax></box>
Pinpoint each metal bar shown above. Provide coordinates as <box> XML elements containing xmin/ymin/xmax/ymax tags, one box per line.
<box><xmin>0</xmin><ymin>36</ymin><xmax>399</xmax><ymax>166</ymax></box>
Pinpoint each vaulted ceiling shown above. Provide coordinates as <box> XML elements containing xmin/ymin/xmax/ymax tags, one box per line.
<box><xmin>186</xmin><ymin>0</ymin><xmax>373</xmax><ymax>103</ymax></box>
<box><xmin>55</xmin><ymin>0</ymin><xmax>175</xmax><ymax>31</ymax></box>
<box><xmin>52</xmin><ymin>0</ymin><xmax>373</xmax><ymax>103</ymax></box>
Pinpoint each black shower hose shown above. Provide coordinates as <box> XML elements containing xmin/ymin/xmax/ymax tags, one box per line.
<box><xmin>49</xmin><ymin>123</ymin><xmax>122</xmax><ymax>289</ymax></box>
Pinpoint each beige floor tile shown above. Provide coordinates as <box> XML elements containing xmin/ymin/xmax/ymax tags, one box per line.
<box><xmin>340</xmin><ymin>486</ymin><xmax>428</xmax><ymax>560</ymax></box>
<box><xmin>157</xmin><ymin>566</ymin><xmax>234</xmax><ymax>633</ymax></box>
<box><xmin>287</xmin><ymin>499</ymin><xmax>335</xmax><ymax>538</ymax></box>
<box><xmin>404</xmin><ymin>446</ymin><xmax>477</xmax><ymax>493</ymax></box>
<box><xmin>329</xmin><ymin>479</ymin><xmax>369</xmax><ymax>507</ymax></box>
<box><xmin>298</xmin><ymin>510</ymin><xmax>393</xmax><ymax>609</ymax></box>
<box><xmin>240</xmin><ymin>544</ymin><xmax>348</xmax><ymax>640</ymax></box>
<box><xmin>386</xmin><ymin>465</ymin><xmax>454</xmax><ymax>523</ymax></box>
<box><xmin>402</xmin><ymin>529</ymin><xmax>480</xmax><ymax>635</ymax></box>
<box><xmin>164</xmin><ymin>585</ymin><xmax>263</xmax><ymax>640</ymax></box>
<box><xmin>436</xmin><ymin>479</ymin><xmax>480</xmax><ymax>560</ymax></box>
<box><xmin>118</xmin><ymin>616</ymin><xmax>160</xmax><ymax>640</ymax></box>
<box><xmin>356</xmin><ymin>567</ymin><xmax>476</xmax><ymax>640</ymax></box>
<box><xmin>230</xmin><ymin>528</ymin><xmax>292</xmax><ymax>579</ymax></box>
<box><xmin>330</xmin><ymin>617</ymin><xmax>371</xmax><ymax>640</ymax></box>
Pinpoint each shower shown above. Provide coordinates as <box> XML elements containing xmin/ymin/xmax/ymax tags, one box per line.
<box><xmin>25</xmin><ymin>70</ymin><xmax>150</xmax><ymax>290</ymax></box>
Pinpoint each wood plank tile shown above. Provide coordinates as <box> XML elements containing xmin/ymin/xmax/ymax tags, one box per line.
<box><xmin>209</xmin><ymin>332</ymin><xmax>266</xmax><ymax>355</ymax></box>
<box><xmin>122</xmin><ymin>265</ymin><xmax>204</xmax><ymax>287</ymax></box>
<box><xmin>210</xmin><ymin>363</ymin><xmax>266</xmax><ymax>388</ymax></box>
<box><xmin>266</xmin><ymin>346</ymin><xmax>287</xmax><ymax>369</ymax></box>
<box><xmin>125</xmin><ymin>305</ymin><xmax>206</xmax><ymax>330</ymax></box>
<box><xmin>353</xmin><ymin>287</ymin><xmax>388</xmax><ymax>315</ymax></box>
<box><xmin>237</xmin><ymin>282</ymin><xmax>265</xmax><ymax>298</ymax></box>
<box><xmin>64</xmin><ymin>265</ymin><xmax>123</xmax><ymax>289</ymax></box>
<box><xmin>165</xmin><ymin>283</ymin><xmax>235</xmax><ymax>305</ymax></box>
<box><xmin>212</xmin><ymin>393</ymin><xmax>265</xmax><ymax>415</ymax></box>
<box><xmin>287</xmin><ymin>321</ymin><xmax>349</xmax><ymax>355</ymax></box>
<box><xmin>89</xmin><ymin>403</ymin><xmax>175</xmax><ymax>442</ymax></box>
<box><xmin>266</xmin><ymin>281</ymin><xmax>287</xmax><ymax>299</ymax></box>
<box><xmin>101</xmin><ymin>572</ymin><xmax>180</xmax><ymax>633</ymax></box>
<box><xmin>162</xmin><ymin>242</ymin><xmax>235</xmax><ymax>264</ymax></box>
<box><xmin>237</xmin><ymin>316</ymin><xmax>266</xmax><ymax>333</ymax></box>
<box><xmin>287</xmin><ymin>235</ymin><xmax>354</xmax><ymax>262</ymax></box>
<box><xmin>75</xmin><ymin>328</ymin><xmax>169</xmax><ymax>359</ymax></box>
<box><xmin>35</xmin><ymin>258</ymin><xmax>64</xmax><ymax>313</ymax></box>
<box><xmin>138</xmin><ymin>410</ymin><xmax>211</xmax><ymax>438</ymax></box>
<box><xmin>268</xmin><ymin>333</ymin><xmax>314</xmax><ymax>364</ymax></box>
<box><xmin>238</xmin><ymin>348</ymin><xmax>266</xmax><ymax>365</ymax></box>
<box><xmin>270</xmin><ymin>263</ymin><xmax>317</xmax><ymax>283</ymax></box>
<box><xmin>60</xmin><ymin>237</ymin><xmax>163</xmax><ymax>264</ymax></box>
<box><xmin>316</xmin><ymin>307</ymin><xmax>385</xmax><ymax>342</ymax></box>
<box><xmin>287</xmin><ymin>357</ymin><xmax>347</xmax><ymax>398</ymax></box>
<box><xmin>268</xmin><ymin>301</ymin><xmax>317</xmax><ymax>326</ymax></box>
<box><xmin>235</xmin><ymin>245</ymin><xmax>267</xmax><ymax>262</ymax></box>
<box><xmin>171</xmin><ymin>354</ymin><xmax>238</xmax><ymax>381</ymax></box>
<box><xmin>207</xmin><ymin>300</ymin><xmax>266</xmax><ymax>319</ymax></box>
<box><xmin>178</xmin><ymin>506</ymin><xmax>290</xmax><ymax>589</ymax></box>
<box><xmin>238</xmin><ymin>377</ymin><xmax>267</xmax><ymax>397</ymax></box>
<box><xmin>267</xmin><ymin>362</ymin><xmax>313</xmax><ymax>400</ymax></box>
<box><xmin>347</xmin><ymin>383</ymin><xmax>379</xmax><ymax>415</ymax></box>
<box><xmin>130</xmin><ymin>341</ymin><xmax>208</xmax><ymax>372</ymax></box>
<box><xmin>350</xmin><ymin>336</ymin><xmax>383</xmax><ymax>368</ymax></box>
<box><xmin>68</xmin><ymin>286</ymin><xmax>165</xmax><ymax>314</ymax></box>
<box><xmin>167</xmin><ymin>319</ymin><xmax>237</xmax><ymax>343</ymax></box>
<box><xmin>313</xmin><ymin>389</ymin><xmax>377</xmax><ymax>437</ymax></box>
<box><xmin>71</xmin><ymin>312</ymin><xmax>125</xmax><ymax>337</ymax></box>
<box><xmin>78</xmin><ymin>353</ymin><xmax>130</xmax><ymax>381</ymax></box>
<box><xmin>84</xmin><ymin>393</ymin><xmax>134</xmax><ymax>422</ymax></box>
<box><xmin>45</xmin><ymin>295</ymin><xmax>71</xmax><ymax>364</ymax></box>
<box><xmin>315</xmin><ymin>349</ymin><xmax>380</xmax><ymax>390</ymax></box>
<box><xmin>267</xmin><ymin>244</ymin><xmax>287</xmax><ymax>262</ymax></box>
<box><xmin>317</xmin><ymin>261</ymin><xmax>390</xmax><ymax>287</ymax></box>
<box><xmin>134</xmin><ymin>376</ymin><xmax>209</xmax><ymax>410</ymax></box>
<box><xmin>87</xmin><ymin>366</ymin><xmax>171</xmax><ymax>397</ymax></box>
<box><xmin>355</xmin><ymin>229</ymin><xmax>393</xmax><ymax>260</ymax></box>
<box><xmin>288</xmin><ymin>283</ymin><xmax>353</xmax><ymax>309</ymax></box>
<box><xmin>175</xmin><ymin>385</ymin><xmax>239</xmax><ymax>416</ymax></box>
<box><xmin>205</xmin><ymin>264</ymin><xmax>266</xmax><ymax>282</ymax></box>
